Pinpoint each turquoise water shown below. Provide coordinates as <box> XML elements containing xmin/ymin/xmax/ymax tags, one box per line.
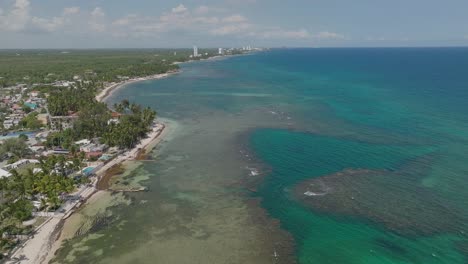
<box><xmin>56</xmin><ymin>49</ymin><xmax>468</xmax><ymax>263</ymax></box>
<box><xmin>246</xmin><ymin>49</ymin><xmax>468</xmax><ymax>263</ymax></box>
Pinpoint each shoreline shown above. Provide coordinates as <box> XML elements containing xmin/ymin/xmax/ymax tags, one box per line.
<box><xmin>94</xmin><ymin>54</ymin><xmax>242</xmax><ymax>103</ymax></box>
<box><xmin>43</xmin><ymin>121</ymin><xmax>170</xmax><ymax>263</ymax></box>
<box><xmin>8</xmin><ymin>52</ymin><xmax>262</xmax><ymax>263</ymax></box>
<box><xmin>95</xmin><ymin>71</ymin><xmax>179</xmax><ymax>103</ymax></box>
<box><xmin>6</xmin><ymin>122</ymin><xmax>170</xmax><ymax>264</ymax></box>
<box><xmin>95</xmin><ymin>53</ymin><xmax>251</xmax><ymax>102</ymax></box>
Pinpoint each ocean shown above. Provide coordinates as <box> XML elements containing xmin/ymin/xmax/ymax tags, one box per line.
<box><xmin>54</xmin><ymin>48</ymin><xmax>468</xmax><ymax>263</ymax></box>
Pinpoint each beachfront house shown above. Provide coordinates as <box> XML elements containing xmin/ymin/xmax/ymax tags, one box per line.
<box><xmin>80</xmin><ymin>143</ymin><xmax>107</xmax><ymax>153</ymax></box>
<box><xmin>2</xmin><ymin>159</ymin><xmax>40</xmax><ymax>171</ymax></box>
<box><xmin>75</xmin><ymin>139</ymin><xmax>91</xmax><ymax>146</ymax></box>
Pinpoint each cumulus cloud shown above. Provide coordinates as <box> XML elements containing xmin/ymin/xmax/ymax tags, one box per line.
<box><xmin>1</xmin><ymin>2</ymin><xmax>345</xmax><ymax>44</ymax></box>
<box><xmin>112</xmin><ymin>14</ymin><xmax>138</xmax><ymax>26</ymax></box>
<box><xmin>194</xmin><ymin>6</ymin><xmax>226</xmax><ymax>15</ymax></box>
<box><xmin>172</xmin><ymin>4</ymin><xmax>187</xmax><ymax>14</ymax></box>
<box><xmin>0</xmin><ymin>0</ymin><xmax>84</xmax><ymax>33</ymax></box>
<box><xmin>108</xmin><ymin>4</ymin><xmax>317</xmax><ymax>41</ymax></box>
<box><xmin>30</xmin><ymin>16</ymin><xmax>64</xmax><ymax>32</ymax></box>
<box><xmin>89</xmin><ymin>7</ymin><xmax>106</xmax><ymax>32</ymax></box>
<box><xmin>222</xmin><ymin>14</ymin><xmax>247</xmax><ymax>23</ymax></box>
<box><xmin>91</xmin><ymin>7</ymin><xmax>105</xmax><ymax>18</ymax></box>
<box><xmin>0</xmin><ymin>0</ymin><xmax>31</xmax><ymax>31</ymax></box>
<box><xmin>63</xmin><ymin>7</ymin><xmax>80</xmax><ymax>15</ymax></box>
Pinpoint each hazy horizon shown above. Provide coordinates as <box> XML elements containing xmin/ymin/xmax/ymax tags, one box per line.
<box><xmin>1</xmin><ymin>0</ymin><xmax>468</xmax><ymax>49</ymax></box>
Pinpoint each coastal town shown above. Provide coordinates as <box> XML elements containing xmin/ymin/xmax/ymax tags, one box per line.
<box><xmin>0</xmin><ymin>46</ymin><xmax>256</xmax><ymax>263</ymax></box>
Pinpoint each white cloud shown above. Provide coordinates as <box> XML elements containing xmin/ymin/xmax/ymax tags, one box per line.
<box><xmin>110</xmin><ymin>4</ymin><xmax>313</xmax><ymax>41</ymax></box>
<box><xmin>0</xmin><ymin>1</ymin><xmax>82</xmax><ymax>33</ymax></box>
<box><xmin>256</xmin><ymin>28</ymin><xmax>311</xmax><ymax>39</ymax></box>
<box><xmin>0</xmin><ymin>0</ymin><xmax>31</xmax><ymax>31</ymax></box>
<box><xmin>63</xmin><ymin>7</ymin><xmax>80</xmax><ymax>15</ymax></box>
<box><xmin>194</xmin><ymin>16</ymin><xmax>219</xmax><ymax>24</ymax></box>
<box><xmin>26</xmin><ymin>6</ymin><xmax>81</xmax><ymax>33</ymax></box>
<box><xmin>89</xmin><ymin>7</ymin><xmax>106</xmax><ymax>32</ymax></box>
<box><xmin>172</xmin><ymin>4</ymin><xmax>187</xmax><ymax>14</ymax></box>
<box><xmin>194</xmin><ymin>6</ymin><xmax>226</xmax><ymax>15</ymax></box>
<box><xmin>31</xmin><ymin>16</ymin><xmax>64</xmax><ymax>32</ymax></box>
<box><xmin>14</xmin><ymin>0</ymin><xmax>30</xmax><ymax>9</ymax></box>
<box><xmin>222</xmin><ymin>14</ymin><xmax>247</xmax><ymax>23</ymax></box>
<box><xmin>91</xmin><ymin>7</ymin><xmax>105</xmax><ymax>18</ymax></box>
<box><xmin>315</xmin><ymin>31</ymin><xmax>345</xmax><ymax>40</ymax></box>
<box><xmin>1</xmin><ymin>2</ymin><xmax>340</xmax><ymax>45</ymax></box>
<box><xmin>112</xmin><ymin>14</ymin><xmax>138</xmax><ymax>26</ymax></box>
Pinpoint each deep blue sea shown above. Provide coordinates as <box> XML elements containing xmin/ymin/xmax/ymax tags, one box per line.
<box><xmin>56</xmin><ymin>48</ymin><xmax>468</xmax><ymax>264</ymax></box>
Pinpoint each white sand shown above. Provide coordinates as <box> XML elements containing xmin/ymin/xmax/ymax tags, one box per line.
<box><xmin>95</xmin><ymin>72</ymin><xmax>178</xmax><ymax>102</ymax></box>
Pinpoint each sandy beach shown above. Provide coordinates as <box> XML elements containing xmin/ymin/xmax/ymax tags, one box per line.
<box><xmin>95</xmin><ymin>71</ymin><xmax>179</xmax><ymax>102</ymax></box>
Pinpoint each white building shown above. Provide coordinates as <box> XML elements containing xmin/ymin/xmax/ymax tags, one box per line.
<box><xmin>3</xmin><ymin>120</ymin><xmax>14</xmax><ymax>129</ymax></box>
<box><xmin>0</xmin><ymin>168</ymin><xmax>12</xmax><ymax>178</ymax></box>
<box><xmin>218</xmin><ymin>48</ymin><xmax>223</xmax><ymax>55</ymax></box>
<box><xmin>2</xmin><ymin>159</ymin><xmax>40</xmax><ymax>171</ymax></box>
<box><xmin>193</xmin><ymin>46</ymin><xmax>198</xmax><ymax>57</ymax></box>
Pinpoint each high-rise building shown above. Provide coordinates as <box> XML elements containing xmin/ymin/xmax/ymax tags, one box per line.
<box><xmin>218</xmin><ymin>48</ymin><xmax>223</xmax><ymax>55</ymax></box>
<box><xmin>193</xmin><ymin>46</ymin><xmax>198</xmax><ymax>57</ymax></box>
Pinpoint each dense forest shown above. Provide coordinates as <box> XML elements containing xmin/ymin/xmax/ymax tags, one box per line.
<box><xmin>0</xmin><ymin>49</ymin><xmax>216</xmax><ymax>87</ymax></box>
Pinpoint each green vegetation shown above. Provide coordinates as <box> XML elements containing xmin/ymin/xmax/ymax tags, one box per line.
<box><xmin>46</xmin><ymin>83</ymin><xmax>156</xmax><ymax>149</ymax></box>
<box><xmin>19</xmin><ymin>112</ymin><xmax>43</xmax><ymax>130</ymax></box>
<box><xmin>47</xmin><ymin>82</ymin><xmax>98</xmax><ymax>116</ymax></box>
<box><xmin>0</xmin><ymin>48</ymin><xmax>227</xmax><ymax>256</ymax></box>
<box><xmin>0</xmin><ymin>154</ymin><xmax>86</xmax><ymax>252</ymax></box>
<box><xmin>0</xmin><ymin>138</ymin><xmax>30</xmax><ymax>160</ymax></box>
<box><xmin>0</xmin><ymin>49</ymin><xmax>217</xmax><ymax>87</ymax></box>
<box><xmin>103</xmin><ymin>100</ymin><xmax>156</xmax><ymax>148</ymax></box>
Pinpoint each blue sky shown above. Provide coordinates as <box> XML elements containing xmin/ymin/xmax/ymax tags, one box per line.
<box><xmin>1</xmin><ymin>0</ymin><xmax>468</xmax><ymax>48</ymax></box>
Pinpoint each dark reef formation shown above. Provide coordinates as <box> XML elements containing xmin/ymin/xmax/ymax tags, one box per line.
<box><xmin>294</xmin><ymin>160</ymin><xmax>466</xmax><ymax>237</ymax></box>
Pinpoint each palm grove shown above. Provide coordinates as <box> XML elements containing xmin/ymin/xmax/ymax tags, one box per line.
<box><xmin>46</xmin><ymin>83</ymin><xmax>157</xmax><ymax>150</ymax></box>
<box><xmin>0</xmin><ymin>154</ymin><xmax>85</xmax><ymax>255</ymax></box>
<box><xmin>1</xmin><ymin>83</ymin><xmax>157</xmax><ymax>256</ymax></box>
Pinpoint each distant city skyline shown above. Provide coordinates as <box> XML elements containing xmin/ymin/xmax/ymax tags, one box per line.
<box><xmin>1</xmin><ymin>0</ymin><xmax>468</xmax><ymax>49</ymax></box>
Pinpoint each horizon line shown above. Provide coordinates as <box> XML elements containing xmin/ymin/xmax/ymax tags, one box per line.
<box><xmin>1</xmin><ymin>46</ymin><xmax>468</xmax><ymax>51</ymax></box>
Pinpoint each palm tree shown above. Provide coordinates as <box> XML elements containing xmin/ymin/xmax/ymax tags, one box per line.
<box><xmin>121</xmin><ymin>99</ymin><xmax>130</xmax><ymax>109</ymax></box>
